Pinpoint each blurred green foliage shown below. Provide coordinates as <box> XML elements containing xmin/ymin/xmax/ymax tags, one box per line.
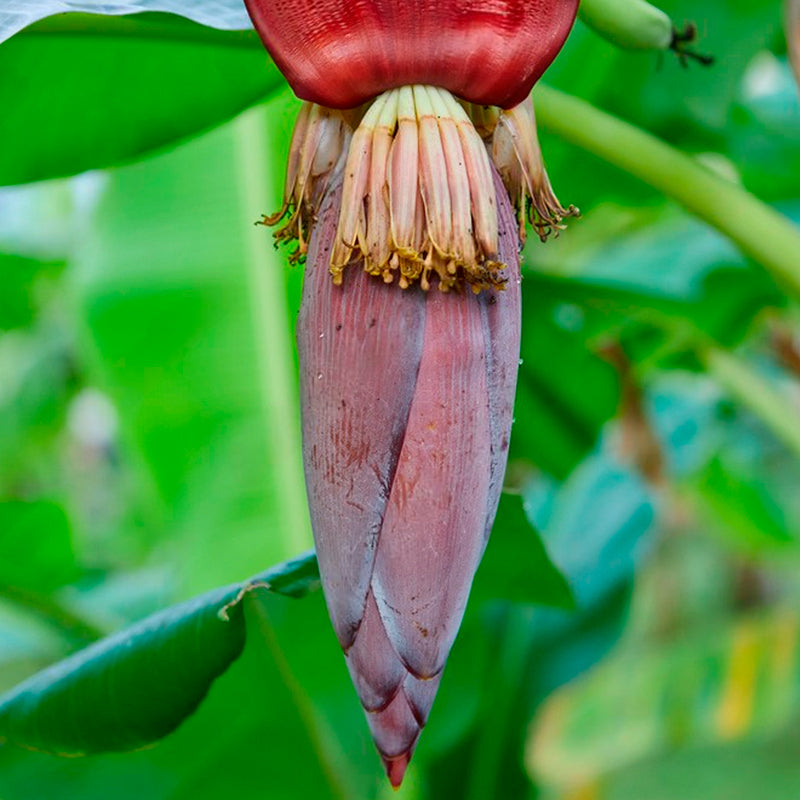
<box><xmin>0</xmin><ymin>0</ymin><xmax>799</xmax><ymax>797</ymax></box>
<box><xmin>0</xmin><ymin>13</ymin><xmax>281</xmax><ymax>185</ymax></box>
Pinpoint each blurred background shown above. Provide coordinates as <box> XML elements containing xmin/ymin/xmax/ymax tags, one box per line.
<box><xmin>1</xmin><ymin>0</ymin><xmax>799</xmax><ymax>797</ymax></box>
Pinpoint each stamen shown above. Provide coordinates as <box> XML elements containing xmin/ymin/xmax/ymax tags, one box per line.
<box><xmin>261</xmin><ymin>102</ymin><xmax>351</xmax><ymax>265</ymax></box>
<box><xmin>459</xmin><ymin>102</ymin><xmax>500</xmax><ymax>140</ymax></box>
<box><xmin>388</xmin><ymin>87</ymin><xmax>419</xmax><ymax>262</ymax></box>
<box><xmin>442</xmin><ymin>92</ymin><xmax>499</xmax><ymax>264</ymax></box>
<box><xmin>330</xmin><ymin>93</ymin><xmax>389</xmax><ymax>282</ymax></box>
<box><xmin>283</xmin><ymin>101</ymin><xmax>311</xmax><ymax>209</ymax></box>
<box><xmin>327</xmin><ymin>85</ymin><xmax>507</xmax><ymax>291</ymax></box>
<box><xmin>366</xmin><ymin>91</ymin><xmax>399</xmax><ymax>277</ymax></box>
<box><xmin>489</xmin><ymin>97</ymin><xmax>579</xmax><ymax>243</ymax></box>
<box><xmin>432</xmin><ymin>89</ymin><xmax>475</xmax><ymax>267</ymax></box>
<box><xmin>416</xmin><ymin>86</ymin><xmax>455</xmax><ymax>261</ymax></box>
<box><xmin>262</xmin><ymin>87</ymin><xmax>576</xmax><ymax>290</ymax></box>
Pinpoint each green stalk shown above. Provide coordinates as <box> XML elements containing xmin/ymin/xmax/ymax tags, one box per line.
<box><xmin>234</xmin><ymin>104</ymin><xmax>313</xmax><ymax>558</ymax></box>
<box><xmin>701</xmin><ymin>345</ymin><xmax>800</xmax><ymax>459</ymax></box>
<box><xmin>534</xmin><ymin>84</ymin><xmax>800</xmax><ymax>301</ymax></box>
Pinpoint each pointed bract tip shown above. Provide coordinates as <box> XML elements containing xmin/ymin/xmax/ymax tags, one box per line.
<box><xmin>382</xmin><ymin>752</ymin><xmax>412</xmax><ymax>789</ymax></box>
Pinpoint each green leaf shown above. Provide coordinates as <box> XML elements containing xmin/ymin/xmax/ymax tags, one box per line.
<box><xmin>511</xmin><ymin>278</ymin><xmax>620</xmax><ymax>479</ymax></box>
<box><xmin>0</xmin><ymin>500</ymin><xmax>78</xmax><ymax>592</ymax></box>
<box><xmin>472</xmin><ymin>494</ymin><xmax>575</xmax><ymax>610</ymax></box>
<box><xmin>694</xmin><ymin>456</ymin><xmax>796</xmax><ymax>554</ymax></box>
<box><xmin>528</xmin><ymin>451</ymin><xmax>657</xmax><ymax>611</ymax></box>
<box><xmin>580</xmin><ymin>733</ymin><xmax>800</xmax><ymax>800</ymax></box>
<box><xmin>529</xmin><ymin>209</ymin><xmax>784</xmax><ymax>346</ymax></box>
<box><xmin>0</xmin><ymin>517</ymin><xmax>566</xmax><ymax>765</ymax></box>
<box><xmin>535</xmin><ymin>84</ymin><xmax>800</xmax><ymax>302</ymax></box>
<box><xmin>71</xmin><ymin>95</ymin><xmax>312</xmax><ymax>594</ymax></box>
<box><xmin>703</xmin><ymin>345</ymin><xmax>800</xmax><ymax>459</ymax></box>
<box><xmin>0</xmin><ymin>590</ymin><xmax>358</xmax><ymax>800</ymax></box>
<box><xmin>729</xmin><ymin>60</ymin><xmax>800</xmax><ymax>203</ymax></box>
<box><xmin>0</xmin><ymin>12</ymin><xmax>282</xmax><ymax>186</ymax></box>
<box><xmin>0</xmin><ymin>553</ymin><xmax>318</xmax><ymax>755</ymax></box>
<box><xmin>0</xmin><ymin>583</ymin><xmax>247</xmax><ymax>754</ymax></box>
<box><xmin>0</xmin><ymin>326</ymin><xmax>75</xmax><ymax>491</ymax></box>
<box><xmin>0</xmin><ymin>255</ymin><xmax>47</xmax><ymax>330</ymax></box>
<box><xmin>0</xmin><ymin>1</ymin><xmax>251</xmax><ymax>43</ymax></box>
<box><xmin>529</xmin><ymin>608</ymin><xmax>800</xmax><ymax>791</ymax></box>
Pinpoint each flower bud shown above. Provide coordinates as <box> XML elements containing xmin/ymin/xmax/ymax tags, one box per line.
<box><xmin>296</xmin><ymin>168</ymin><xmax>522</xmax><ymax>786</ymax></box>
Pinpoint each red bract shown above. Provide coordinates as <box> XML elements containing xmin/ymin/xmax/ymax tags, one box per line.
<box><xmin>297</xmin><ymin>171</ymin><xmax>521</xmax><ymax>786</ymax></box>
<box><xmin>244</xmin><ymin>0</ymin><xmax>579</xmax><ymax>109</ymax></box>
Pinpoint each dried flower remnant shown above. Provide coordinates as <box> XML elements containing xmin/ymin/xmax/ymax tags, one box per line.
<box><xmin>262</xmin><ymin>103</ymin><xmax>352</xmax><ymax>262</ymax></box>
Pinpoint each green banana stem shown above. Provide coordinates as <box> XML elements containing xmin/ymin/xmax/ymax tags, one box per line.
<box><xmin>534</xmin><ymin>84</ymin><xmax>800</xmax><ymax>302</ymax></box>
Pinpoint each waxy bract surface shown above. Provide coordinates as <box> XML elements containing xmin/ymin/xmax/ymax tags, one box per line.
<box><xmin>244</xmin><ymin>0</ymin><xmax>579</xmax><ymax>108</ymax></box>
<box><xmin>297</xmin><ymin>171</ymin><xmax>522</xmax><ymax>782</ymax></box>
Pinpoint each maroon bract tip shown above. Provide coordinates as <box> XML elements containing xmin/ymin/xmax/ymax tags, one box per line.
<box><xmin>383</xmin><ymin>752</ymin><xmax>411</xmax><ymax>789</ymax></box>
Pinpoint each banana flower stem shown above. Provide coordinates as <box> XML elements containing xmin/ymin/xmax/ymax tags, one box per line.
<box><xmin>534</xmin><ymin>84</ymin><xmax>800</xmax><ymax>302</ymax></box>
